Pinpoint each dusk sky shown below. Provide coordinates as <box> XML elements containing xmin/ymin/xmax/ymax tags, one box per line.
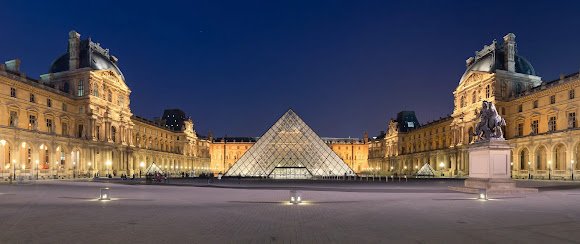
<box><xmin>2</xmin><ymin>1</ymin><xmax>580</xmax><ymax>138</ymax></box>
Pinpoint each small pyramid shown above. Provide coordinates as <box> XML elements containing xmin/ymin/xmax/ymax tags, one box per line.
<box><xmin>417</xmin><ymin>163</ymin><xmax>435</xmax><ymax>177</ymax></box>
<box><xmin>145</xmin><ymin>162</ymin><xmax>164</xmax><ymax>175</ymax></box>
<box><xmin>225</xmin><ymin>109</ymin><xmax>354</xmax><ymax>178</ymax></box>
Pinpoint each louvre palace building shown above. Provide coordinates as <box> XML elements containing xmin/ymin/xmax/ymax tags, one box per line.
<box><xmin>1</xmin><ymin>31</ymin><xmax>579</xmax><ymax>180</ymax></box>
<box><xmin>0</xmin><ymin>31</ymin><xmax>211</xmax><ymax>180</ymax></box>
<box><xmin>368</xmin><ymin>33</ymin><xmax>580</xmax><ymax>180</ymax></box>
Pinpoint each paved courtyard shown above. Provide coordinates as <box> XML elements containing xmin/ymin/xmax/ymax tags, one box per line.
<box><xmin>0</xmin><ymin>180</ymin><xmax>579</xmax><ymax>243</ymax></box>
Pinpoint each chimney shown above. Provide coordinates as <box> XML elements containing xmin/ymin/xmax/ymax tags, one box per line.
<box><xmin>503</xmin><ymin>33</ymin><xmax>516</xmax><ymax>72</ymax></box>
<box><xmin>68</xmin><ymin>30</ymin><xmax>81</xmax><ymax>70</ymax></box>
<box><xmin>5</xmin><ymin>59</ymin><xmax>21</xmax><ymax>73</ymax></box>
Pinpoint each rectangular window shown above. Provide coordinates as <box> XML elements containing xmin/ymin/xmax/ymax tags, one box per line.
<box><xmin>29</xmin><ymin>93</ymin><xmax>35</xmax><ymax>103</ymax></box>
<box><xmin>569</xmin><ymin>112</ymin><xmax>577</xmax><ymax>128</ymax></box>
<box><xmin>517</xmin><ymin>123</ymin><xmax>524</xmax><ymax>137</ymax></box>
<box><xmin>28</xmin><ymin>115</ymin><xmax>37</xmax><ymax>130</ymax></box>
<box><xmin>62</xmin><ymin>103</ymin><xmax>67</xmax><ymax>112</ymax></box>
<box><xmin>548</xmin><ymin>116</ymin><xmax>557</xmax><ymax>132</ymax></box>
<box><xmin>531</xmin><ymin>120</ymin><xmax>539</xmax><ymax>135</ymax></box>
<box><xmin>550</xmin><ymin>95</ymin><xmax>556</xmax><ymax>104</ymax></box>
<box><xmin>518</xmin><ymin>104</ymin><xmax>523</xmax><ymax>113</ymax></box>
<box><xmin>570</xmin><ymin>89</ymin><xmax>575</xmax><ymax>99</ymax></box>
<box><xmin>62</xmin><ymin>123</ymin><xmax>68</xmax><ymax>136</ymax></box>
<box><xmin>9</xmin><ymin>111</ymin><xmax>17</xmax><ymax>127</ymax></box>
<box><xmin>77</xmin><ymin>80</ymin><xmax>84</xmax><ymax>96</ymax></box>
<box><xmin>533</xmin><ymin>100</ymin><xmax>538</xmax><ymax>108</ymax></box>
<box><xmin>46</xmin><ymin>119</ymin><xmax>53</xmax><ymax>133</ymax></box>
<box><xmin>47</xmin><ymin>98</ymin><xmax>52</xmax><ymax>107</ymax></box>
<box><xmin>10</xmin><ymin>88</ymin><xmax>16</xmax><ymax>97</ymax></box>
<box><xmin>78</xmin><ymin>124</ymin><xmax>84</xmax><ymax>138</ymax></box>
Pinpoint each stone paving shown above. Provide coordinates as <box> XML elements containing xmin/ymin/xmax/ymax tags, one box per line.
<box><xmin>0</xmin><ymin>180</ymin><xmax>579</xmax><ymax>243</ymax></box>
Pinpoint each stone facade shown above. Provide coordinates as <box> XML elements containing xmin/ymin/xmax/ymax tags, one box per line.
<box><xmin>0</xmin><ymin>31</ymin><xmax>210</xmax><ymax>181</ymax></box>
<box><xmin>368</xmin><ymin>33</ymin><xmax>580</xmax><ymax>180</ymax></box>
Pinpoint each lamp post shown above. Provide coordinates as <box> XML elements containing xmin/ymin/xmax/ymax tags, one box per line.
<box><xmin>572</xmin><ymin>160</ymin><xmax>575</xmax><ymax>181</ymax></box>
<box><xmin>73</xmin><ymin>161</ymin><xmax>76</xmax><ymax>179</ymax></box>
<box><xmin>0</xmin><ymin>140</ymin><xmax>5</xmax><ymax>179</ymax></box>
<box><xmin>139</xmin><ymin>162</ymin><xmax>144</xmax><ymax>178</ymax></box>
<box><xmin>106</xmin><ymin>161</ymin><xmax>112</xmax><ymax>178</ymax></box>
<box><xmin>439</xmin><ymin>162</ymin><xmax>445</xmax><ymax>177</ymax></box>
<box><xmin>548</xmin><ymin>161</ymin><xmax>552</xmax><ymax>180</ymax></box>
<box><xmin>510</xmin><ymin>162</ymin><xmax>513</xmax><ymax>178</ymax></box>
<box><xmin>55</xmin><ymin>161</ymin><xmax>59</xmax><ymax>179</ymax></box>
<box><xmin>35</xmin><ymin>160</ymin><xmax>39</xmax><ymax>180</ymax></box>
<box><xmin>88</xmin><ymin>162</ymin><xmax>92</xmax><ymax>178</ymax></box>
<box><xmin>528</xmin><ymin>161</ymin><xmax>531</xmax><ymax>179</ymax></box>
<box><xmin>12</xmin><ymin>160</ymin><xmax>16</xmax><ymax>181</ymax></box>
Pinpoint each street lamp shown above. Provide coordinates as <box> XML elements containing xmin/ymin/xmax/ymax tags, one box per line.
<box><xmin>528</xmin><ymin>161</ymin><xmax>531</xmax><ymax>179</ymax></box>
<box><xmin>73</xmin><ymin>161</ymin><xmax>76</xmax><ymax>179</ymax></box>
<box><xmin>548</xmin><ymin>161</ymin><xmax>552</xmax><ymax>180</ymax></box>
<box><xmin>35</xmin><ymin>160</ymin><xmax>39</xmax><ymax>180</ymax></box>
<box><xmin>55</xmin><ymin>161</ymin><xmax>59</xmax><ymax>179</ymax></box>
<box><xmin>572</xmin><ymin>160</ymin><xmax>575</xmax><ymax>181</ymax></box>
<box><xmin>139</xmin><ymin>162</ymin><xmax>145</xmax><ymax>178</ymax></box>
<box><xmin>106</xmin><ymin>160</ymin><xmax>112</xmax><ymax>177</ymax></box>
<box><xmin>12</xmin><ymin>160</ymin><xmax>16</xmax><ymax>181</ymax></box>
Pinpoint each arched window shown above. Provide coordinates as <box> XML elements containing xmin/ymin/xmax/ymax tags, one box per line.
<box><xmin>519</xmin><ymin>148</ymin><xmax>529</xmax><ymax>170</ymax></box>
<box><xmin>111</xmin><ymin>126</ymin><xmax>117</xmax><ymax>142</ymax></box>
<box><xmin>92</xmin><ymin>84</ymin><xmax>99</xmax><ymax>97</ymax></box>
<box><xmin>485</xmin><ymin>85</ymin><xmax>490</xmax><ymax>98</ymax></box>
<box><xmin>77</xmin><ymin>80</ymin><xmax>84</xmax><ymax>96</ymax></box>
<box><xmin>500</xmin><ymin>81</ymin><xmax>507</xmax><ymax>97</ymax></box>
<box><xmin>62</xmin><ymin>82</ymin><xmax>70</xmax><ymax>93</ymax></box>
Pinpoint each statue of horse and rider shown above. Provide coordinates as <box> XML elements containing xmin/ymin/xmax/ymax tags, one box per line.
<box><xmin>473</xmin><ymin>101</ymin><xmax>506</xmax><ymax>141</ymax></box>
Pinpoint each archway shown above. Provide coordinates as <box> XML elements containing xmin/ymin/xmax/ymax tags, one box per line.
<box><xmin>519</xmin><ymin>148</ymin><xmax>530</xmax><ymax>170</ymax></box>
<box><xmin>553</xmin><ymin>144</ymin><xmax>566</xmax><ymax>170</ymax></box>
<box><xmin>1</xmin><ymin>140</ymin><xmax>12</xmax><ymax>178</ymax></box>
<box><xmin>535</xmin><ymin>145</ymin><xmax>547</xmax><ymax>170</ymax></box>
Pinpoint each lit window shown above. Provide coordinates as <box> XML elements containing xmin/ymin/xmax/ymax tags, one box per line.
<box><xmin>77</xmin><ymin>80</ymin><xmax>84</xmax><ymax>96</ymax></box>
<box><xmin>548</xmin><ymin>116</ymin><xmax>557</xmax><ymax>132</ymax></box>
<box><xmin>531</xmin><ymin>120</ymin><xmax>539</xmax><ymax>134</ymax></box>
<box><xmin>29</xmin><ymin>115</ymin><xmax>37</xmax><ymax>130</ymax></box>
<box><xmin>485</xmin><ymin>85</ymin><xmax>490</xmax><ymax>98</ymax></box>
<box><xmin>9</xmin><ymin>111</ymin><xmax>18</xmax><ymax>127</ymax></box>
<box><xmin>569</xmin><ymin>112</ymin><xmax>577</xmax><ymax>128</ymax></box>
<box><xmin>46</xmin><ymin>119</ymin><xmax>53</xmax><ymax>133</ymax></box>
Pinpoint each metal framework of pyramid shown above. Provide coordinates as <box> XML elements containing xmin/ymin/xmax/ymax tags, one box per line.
<box><xmin>416</xmin><ymin>163</ymin><xmax>435</xmax><ymax>177</ymax></box>
<box><xmin>145</xmin><ymin>163</ymin><xmax>164</xmax><ymax>175</ymax></box>
<box><xmin>225</xmin><ymin>109</ymin><xmax>354</xmax><ymax>179</ymax></box>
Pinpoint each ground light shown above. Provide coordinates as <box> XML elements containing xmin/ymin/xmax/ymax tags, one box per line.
<box><xmin>99</xmin><ymin>188</ymin><xmax>111</xmax><ymax>201</ymax></box>
<box><xmin>289</xmin><ymin>190</ymin><xmax>302</xmax><ymax>204</ymax></box>
<box><xmin>478</xmin><ymin>189</ymin><xmax>488</xmax><ymax>200</ymax></box>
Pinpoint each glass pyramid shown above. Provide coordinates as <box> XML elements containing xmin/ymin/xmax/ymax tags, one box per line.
<box><xmin>225</xmin><ymin>109</ymin><xmax>354</xmax><ymax>179</ymax></box>
<box><xmin>417</xmin><ymin>163</ymin><xmax>435</xmax><ymax>177</ymax></box>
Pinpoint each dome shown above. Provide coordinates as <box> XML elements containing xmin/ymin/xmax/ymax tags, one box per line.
<box><xmin>49</xmin><ymin>39</ymin><xmax>125</xmax><ymax>80</ymax></box>
<box><xmin>460</xmin><ymin>48</ymin><xmax>535</xmax><ymax>82</ymax></box>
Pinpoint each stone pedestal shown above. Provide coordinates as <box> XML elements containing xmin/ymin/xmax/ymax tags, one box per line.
<box><xmin>450</xmin><ymin>139</ymin><xmax>537</xmax><ymax>194</ymax></box>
